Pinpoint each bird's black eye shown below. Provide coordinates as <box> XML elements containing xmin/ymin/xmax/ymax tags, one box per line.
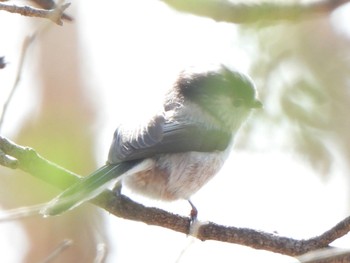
<box><xmin>233</xmin><ymin>99</ymin><xmax>244</xmax><ymax>107</ymax></box>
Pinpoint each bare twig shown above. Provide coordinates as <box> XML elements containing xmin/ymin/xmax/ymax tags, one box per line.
<box><xmin>1</xmin><ymin>135</ymin><xmax>350</xmax><ymax>258</ymax></box>
<box><xmin>0</xmin><ymin>2</ymin><xmax>71</xmax><ymax>25</ymax></box>
<box><xmin>161</xmin><ymin>0</ymin><xmax>350</xmax><ymax>24</ymax></box>
<box><xmin>0</xmin><ymin>11</ymin><xmax>64</xmax><ymax>133</ymax></box>
<box><xmin>0</xmin><ymin>34</ymin><xmax>36</xmax><ymax>133</ymax></box>
<box><xmin>298</xmin><ymin>248</ymin><xmax>350</xmax><ymax>263</ymax></box>
<box><xmin>38</xmin><ymin>239</ymin><xmax>73</xmax><ymax>263</ymax></box>
<box><xmin>93</xmin><ymin>243</ymin><xmax>107</xmax><ymax>263</ymax></box>
<box><xmin>29</xmin><ymin>0</ymin><xmax>73</xmax><ymax>21</ymax></box>
<box><xmin>0</xmin><ymin>203</ymin><xmax>46</xmax><ymax>222</ymax></box>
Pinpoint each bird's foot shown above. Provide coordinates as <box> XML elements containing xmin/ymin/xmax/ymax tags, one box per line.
<box><xmin>187</xmin><ymin>200</ymin><xmax>201</xmax><ymax>237</ymax></box>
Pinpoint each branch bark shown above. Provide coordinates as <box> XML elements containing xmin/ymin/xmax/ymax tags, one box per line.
<box><xmin>0</xmin><ymin>2</ymin><xmax>71</xmax><ymax>25</ymax></box>
<box><xmin>1</xmin><ymin>135</ymin><xmax>350</xmax><ymax>261</ymax></box>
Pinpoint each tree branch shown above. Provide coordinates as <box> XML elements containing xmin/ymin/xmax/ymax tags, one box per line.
<box><xmin>0</xmin><ymin>2</ymin><xmax>71</xmax><ymax>25</ymax></box>
<box><xmin>1</xmin><ymin>135</ymin><xmax>350</xmax><ymax>260</ymax></box>
<box><xmin>0</xmin><ymin>135</ymin><xmax>79</xmax><ymax>188</ymax></box>
<box><xmin>29</xmin><ymin>0</ymin><xmax>73</xmax><ymax>21</ymax></box>
<box><xmin>160</xmin><ymin>0</ymin><xmax>350</xmax><ymax>24</ymax></box>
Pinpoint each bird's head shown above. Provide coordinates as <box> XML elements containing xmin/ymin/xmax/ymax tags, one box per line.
<box><xmin>175</xmin><ymin>65</ymin><xmax>262</xmax><ymax>131</ymax></box>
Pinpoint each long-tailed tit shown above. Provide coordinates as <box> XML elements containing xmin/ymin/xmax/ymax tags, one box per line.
<box><xmin>41</xmin><ymin>65</ymin><xmax>262</xmax><ymax>216</ymax></box>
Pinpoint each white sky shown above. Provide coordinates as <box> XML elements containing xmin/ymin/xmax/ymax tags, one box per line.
<box><xmin>1</xmin><ymin>1</ymin><xmax>350</xmax><ymax>262</ymax></box>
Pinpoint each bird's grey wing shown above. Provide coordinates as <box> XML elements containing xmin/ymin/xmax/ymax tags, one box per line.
<box><xmin>108</xmin><ymin>114</ymin><xmax>232</xmax><ymax>163</ymax></box>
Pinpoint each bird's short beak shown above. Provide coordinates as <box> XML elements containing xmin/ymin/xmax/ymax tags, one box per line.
<box><xmin>251</xmin><ymin>100</ymin><xmax>263</xmax><ymax>109</ymax></box>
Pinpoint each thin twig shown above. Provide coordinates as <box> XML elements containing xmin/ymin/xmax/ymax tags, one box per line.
<box><xmin>93</xmin><ymin>243</ymin><xmax>108</xmax><ymax>263</ymax></box>
<box><xmin>38</xmin><ymin>239</ymin><xmax>73</xmax><ymax>263</ymax></box>
<box><xmin>0</xmin><ymin>203</ymin><xmax>45</xmax><ymax>222</ymax></box>
<box><xmin>0</xmin><ymin>7</ymin><xmax>66</xmax><ymax>133</ymax></box>
<box><xmin>0</xmin><ymin>2</ymin><xmax>70</xmax><ymax>25</ymax></box>
<box><xmin>30</xmin><ymin>0</ymin><xmax>73</xmax><ymax>21</ymax></box>
<box><xmin>298</xmin><ymin>248</ymin><xmax>350</xmax><ymax>263</ymax></box>
<box><xmin>0</xmin><ymin>34</ymin><xmax>36</xmax><ymax>133</ymax></box>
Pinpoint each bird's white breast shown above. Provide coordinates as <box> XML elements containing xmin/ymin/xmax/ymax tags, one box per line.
<box><xmin>122</xmin><ymin>146</ymin><xmax>232</xmax><ymax>201</ymax></box>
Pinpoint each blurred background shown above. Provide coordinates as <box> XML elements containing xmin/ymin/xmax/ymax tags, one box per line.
<box><xmin>1</xmin><ymin>0</ymin><xmax>350</xmax><ymax>262</ymax></box>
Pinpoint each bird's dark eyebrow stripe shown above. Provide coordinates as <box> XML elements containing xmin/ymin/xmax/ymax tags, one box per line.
<box><xmin>176</xmin><ymin>69</ymin><xmax>256</xmax><ymax>104</ymax></box>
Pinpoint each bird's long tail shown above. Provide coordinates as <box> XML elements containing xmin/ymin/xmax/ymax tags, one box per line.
<box><xmin>40</xmin><ymin>160</ymin><xmax>143</xmax><ymax>216</ymax></box>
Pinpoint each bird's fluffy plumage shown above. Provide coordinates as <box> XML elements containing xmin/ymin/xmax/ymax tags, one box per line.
<box><xmin>41</xmin><ymin>64</ymin><xmax>261</xmax><ymax>216</ymax></box>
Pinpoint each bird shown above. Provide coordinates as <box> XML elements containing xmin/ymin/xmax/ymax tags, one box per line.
<box><xmin>40</xmin><ymin>64</ymin><xmax>262</xmax><ymax>217</ymax></box>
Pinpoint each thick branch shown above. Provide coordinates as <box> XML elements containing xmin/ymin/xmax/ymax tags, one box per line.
<box><xmin>0</xmin><ymin>2</ymin><xmax>71</xmax><ymax>25</ymax></box>
<box><xmin>161</xmin><ymin>0</ymin><xmax>350</xmax><ymax>24</ymax></box>
<box><xmin>0</xmin><ymin>135</ymin><xmax>79</xmax><ymax>188</ymax></box>
<box><xmin>1</xmin><ymin>135</ymin><xmax>350</xmax><ymax>259</ymax></box>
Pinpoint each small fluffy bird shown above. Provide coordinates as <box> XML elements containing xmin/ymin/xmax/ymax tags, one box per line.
<box><xmin>41</xmin><ymin>65</ymin><xmax>262</xmax><ymax>216</ymax></box>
